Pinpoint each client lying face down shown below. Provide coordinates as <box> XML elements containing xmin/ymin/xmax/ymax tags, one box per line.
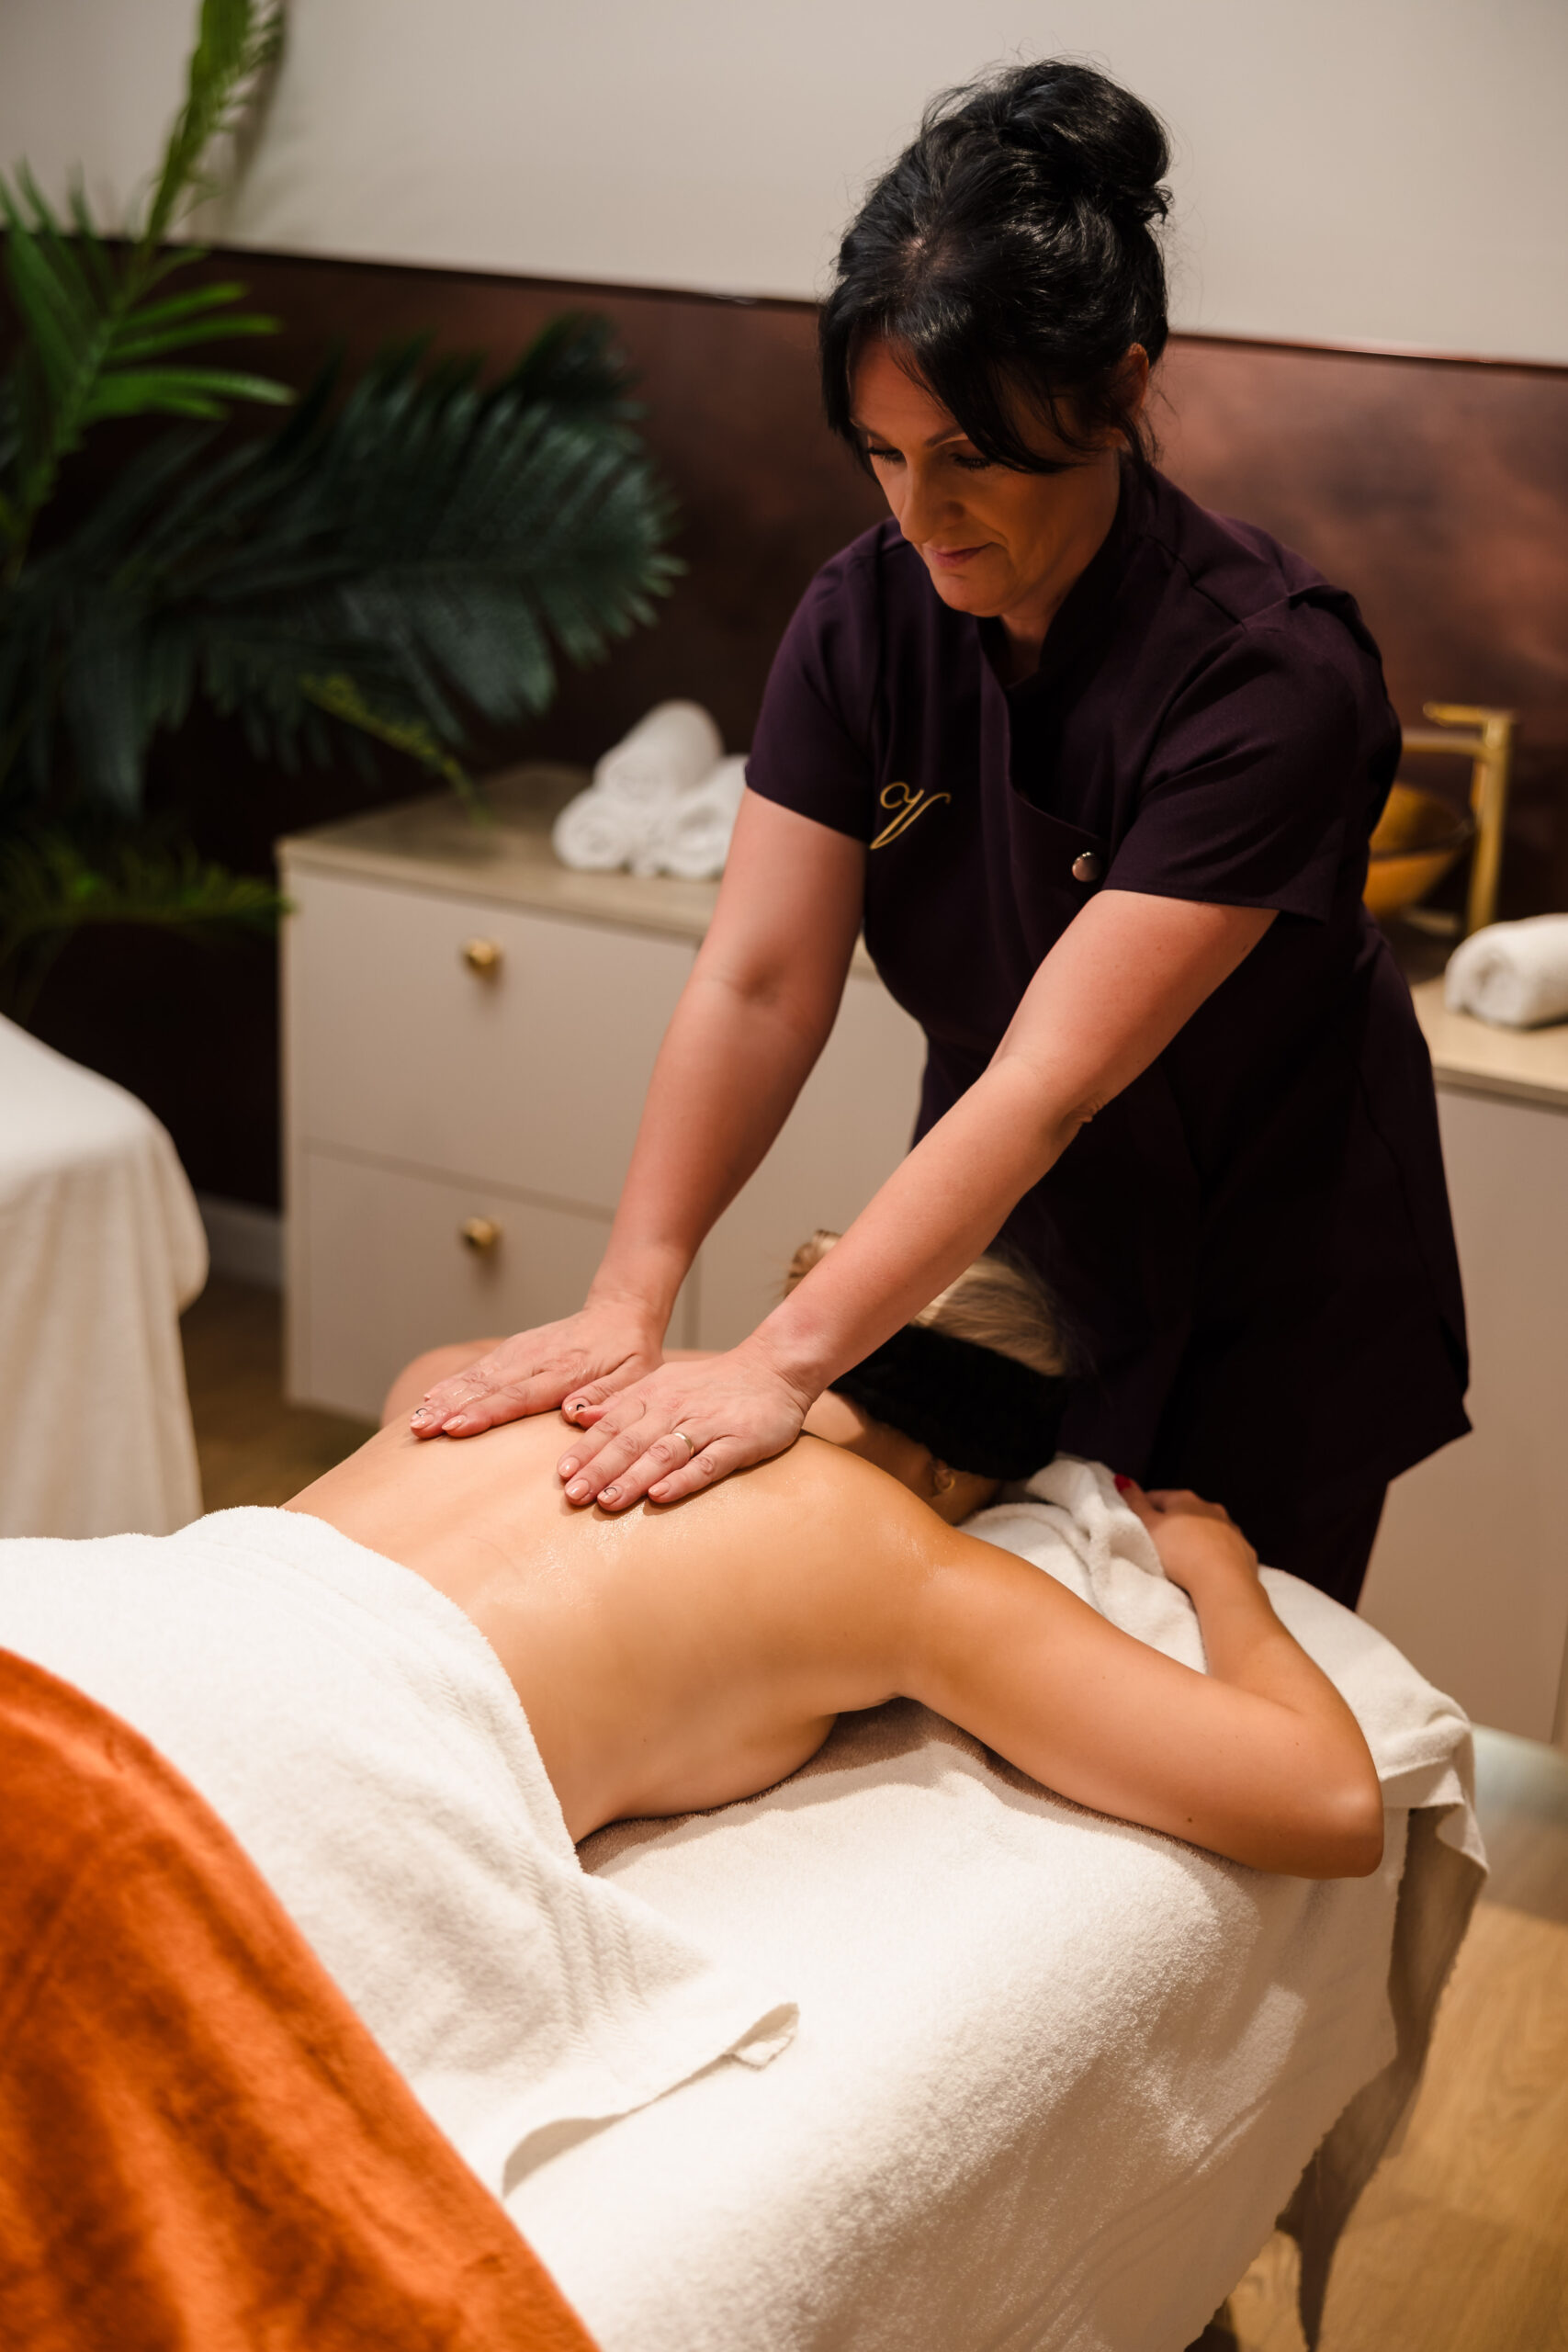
<box><xmin>288</xmin><ymin>1238</ymin><xmax>1382</xmax><ymax>1877</ymax></box>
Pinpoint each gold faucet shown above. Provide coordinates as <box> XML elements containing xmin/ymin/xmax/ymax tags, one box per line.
<box><xmin>1399</xmin><ymin>704</ymin><xmax>1516</xmax><ymax>938</ymax></box>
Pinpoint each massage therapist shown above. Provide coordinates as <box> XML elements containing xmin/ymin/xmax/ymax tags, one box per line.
<box><xmin>413</xmin><ymin>60</ymin><xmax>1468</xmax><ymax>1606</ymax></box>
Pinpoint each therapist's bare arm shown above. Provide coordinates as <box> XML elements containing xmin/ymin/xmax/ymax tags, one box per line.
<box><xmin>561</xmin><ymin>888</ymin><xmax>1273</xmax><ymax>1506</ymax></box>
<box><xmin>411</xmin><ymin>794</ymin><xmax>864</xmax><ymax>1437</ymax></box>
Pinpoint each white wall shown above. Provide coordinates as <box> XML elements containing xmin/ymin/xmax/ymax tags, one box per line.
<box><xmin>3</xmin><ymin>0</ymin><xmax>1564</xmax><ymax>362</ymax></box>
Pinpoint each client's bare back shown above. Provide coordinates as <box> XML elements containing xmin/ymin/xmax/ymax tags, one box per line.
<box><xmin>288</xmin><ymin>1362</ymin><xmax>1383</xmax><ymax>1881</ymax></box>
<box><xmin>288</xmin><ymin>1401</ymin><xmax>930</xmax><ymax>1840</ymax></box>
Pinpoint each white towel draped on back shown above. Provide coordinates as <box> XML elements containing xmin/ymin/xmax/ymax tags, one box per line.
<box><xmin>0</xmin><ymin>1506</ymin><xmax>795</xmax><ymax>2194</ymax></box>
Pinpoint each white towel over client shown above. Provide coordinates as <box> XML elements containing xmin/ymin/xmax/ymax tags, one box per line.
<box><xmin>0</xmin><ymin>1508</ymin><xmax>794</xmax><ymax>2194</ymax></box>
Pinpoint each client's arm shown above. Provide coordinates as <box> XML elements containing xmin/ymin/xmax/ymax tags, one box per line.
<box><xmin>906</xmin><ymin>1484</ymin><xmax>1382</xmax><ymax>1879</ymax></box>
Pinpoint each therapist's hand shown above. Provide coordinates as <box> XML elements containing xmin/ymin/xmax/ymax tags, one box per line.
<box><xmin>556</xmin><ymin>1342</ymin><xmax>814</xmax><ymax>1509</ymax></box>
<box><xmin>409</xmin><ymin>1301</ymin><xmax>662</xmax><ymax>1438</ymax></box>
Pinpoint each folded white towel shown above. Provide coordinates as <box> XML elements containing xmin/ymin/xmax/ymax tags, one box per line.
<box><xmin>0</xmin><ymin>1506</ymin><xmax>795</xmax><ymax>2195</ymax></box>
<box><xmin>554</xmin><ymin>701</ymin><xmax>731</xmax><ymax>875</ymax></box>
<box><xmin>593</xmin><ymin>700</ymin><xmax>724</xmax><ymax>807</ymax></box>
<box><xmin>632</xmin><ymin>755</ymin><xmax>749</xmax><ymax>881</ymax></box>
<box><xmin>551</xmin><ymin>783</ymin><xmax>662</xmax><ymax>873</ymax></box>
<box><xmin>1444</xmin><ymin>912</ymin><xmax>1568</xmax><ymax>1030</ymax></box>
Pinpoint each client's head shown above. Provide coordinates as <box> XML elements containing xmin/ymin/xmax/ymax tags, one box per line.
<box><xmin>786</xmin><ymin>1233</ymin><xmax>1072</xmax><ymax>1525</ymax></box>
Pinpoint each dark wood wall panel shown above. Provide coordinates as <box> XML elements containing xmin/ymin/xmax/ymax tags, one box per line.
<box><xmin>26</xmin><ymin>248</ymin><xmax>1568</xmax><ymax>1207</ymax></box>
<box><xmin>1157</xmin><ymin>336</ymin><xmax>1568</xmax><ymax>895</ymax></box>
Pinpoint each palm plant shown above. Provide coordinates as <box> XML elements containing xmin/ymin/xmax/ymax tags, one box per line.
<box><xmin>0</xmin><ymin>0</ymin><xmax>678</xmax><ymax>1022</ymax></box>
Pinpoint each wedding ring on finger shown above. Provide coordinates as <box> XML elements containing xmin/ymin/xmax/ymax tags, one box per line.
<box><xmin>670</xmin><ymin>1429</ymin><xmax>697</xmax><ymax>1460</ymax></box>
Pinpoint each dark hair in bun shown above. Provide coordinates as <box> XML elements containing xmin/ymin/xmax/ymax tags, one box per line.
<box><xmin>820</xmin><ymin>60</ymin><xmax>1171</xmax><ymax>470</ymax></box>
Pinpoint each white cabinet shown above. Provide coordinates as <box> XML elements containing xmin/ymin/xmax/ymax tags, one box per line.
<box><xmin>280</xmin><ymin>775</ymin><xmax>926</xmax><ymax>1424</ymax></box>
<box><xmin>288</xmin><ymin>870</ymin><xmax>694</xmax><ymax>1208</ymax></box>
<box><xmin>1360</xmin><ymin>1080</ymin><xmax>1568</xmax><ymax>1746</ymax></box>
<box><xmin>293</xmin><ymin>1154</ymin><xmax>617</xmax><ymax>1421</ymax></box>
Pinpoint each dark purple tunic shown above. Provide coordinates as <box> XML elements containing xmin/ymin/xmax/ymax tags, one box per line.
<box><xmin>747</xmin><ymin>463</ymin><xmax>1469</xmax><ymax>1577</ymax></box>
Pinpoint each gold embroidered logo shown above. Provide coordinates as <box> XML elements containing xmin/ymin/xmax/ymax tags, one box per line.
<box><xmin>869</xmin><ymin>780</ymin><xmax>952</xmax><ymax>850</ymax></box>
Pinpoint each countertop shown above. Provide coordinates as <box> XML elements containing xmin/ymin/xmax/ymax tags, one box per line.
<box><xmin>276</xmin><ymin>764</ymin><xmax>724</xmax><ymax>946</ymax></box>
<box><xmin>1410</xmin><ymin>978</ymin><xmax>1568</xmax><ymax>1114</ymax></box>
<box><xmin>278</xmin><ymin>767</ymin><xmax>1568</xmax><ymax>1114</ymax></box>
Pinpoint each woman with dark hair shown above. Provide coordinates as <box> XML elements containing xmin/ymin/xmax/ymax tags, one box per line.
<box><xmin>412</xmin><ymin>60</ymin><xmax>1467</xmax><ymax>1609</ymax></box>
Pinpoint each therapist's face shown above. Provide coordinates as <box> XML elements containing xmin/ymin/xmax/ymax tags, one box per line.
<box><xmin>850</xmin><ymin>337</ymin><xmax>1139</xmax><ymax>650</ymax></box>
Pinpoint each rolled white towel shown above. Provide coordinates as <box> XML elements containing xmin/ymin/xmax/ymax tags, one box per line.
<box><xmin>593</xmin><ymin>700</ymin><xmax>724</xmax><ymax>807</ymax></box>
<box><xmin>552</xmin><ymin>785</ymin><xmax>663</xmax><ymax>873</ymax></box>
<box><xmin>1443</xmin><ymin>914</ymin><xmax>1568</xmax><ymax>1030</ymax></box>
<box><xmin>634</xmin><ymin>756</ymin><xmax>750</xmax><ymax>881</ymax></box>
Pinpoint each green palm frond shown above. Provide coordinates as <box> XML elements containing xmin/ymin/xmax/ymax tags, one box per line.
<box><xmin>0</xmin><ymin>0</ymin><xmax>291</xmax><ymax>568</ymax></box>
<box><xmin>0</xmin><ymin>5</ymin><xmax>680</xmax><ymax>1011</ymax></box>
<box><xmin>137</xmin><ymin>0</ymin><xmax>284</xmax><ymax>262</ymax></box>
<box><xmin>0</xmin><ymin>317</ymin><xmax>680</xmax><ymax>820</ymax></box>
<box><xmin>0</xmin><ymin>824</ymin><xmax>284</xmax><ymax>1023</ymax></box>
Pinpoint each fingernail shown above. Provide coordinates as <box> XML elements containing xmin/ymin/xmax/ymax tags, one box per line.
<box><xmin>565</xmin><ymin>1477</ymin><xmax>590</xmax><ymax>1502</ymax></box>
<box><xmin>443</xmin><ymin>1416</ymin><xmax>468</xmax><ymax>1433</ymax></box>
<box><xmin>601</xmin><ymin>1486</ymin><xmax>619</xmax><ymax>1505</ymax></box>
<box><xmin>1113</xmin><ymin>1474</ymin><xmax>1132</xmax><ymax>1492</ymax></box>
<box><xmin>410</xmin><ymin>1407</ymin><xmax>433</xmax><ymax>1426</ymax></box>
<box><xmin>559</xmin><ymin>1458</ymin><xmax>578</xmax><ymax>1478</ymax></box>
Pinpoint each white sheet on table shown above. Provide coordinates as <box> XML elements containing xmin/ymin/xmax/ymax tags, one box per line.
<box><xmin>513</xmin><ymin>1463</ymin><xmax>1482</xmax><ymax>2352</ymax></box>
<box><xmin>0</xmin><ymin>1505</ymin><xmax>795</xmax><ymax>2194</ymax></box>
<box><xmin>0</xmin><ymin>1015</ymin><xmax>207</xmax><ymax>1536</ymax></box>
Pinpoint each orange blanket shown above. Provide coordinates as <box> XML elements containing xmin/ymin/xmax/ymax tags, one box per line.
<box><xmin>0</xmin><ymin>1647</ymin><xmax>600</xmax><ymax>2352</ymax></box>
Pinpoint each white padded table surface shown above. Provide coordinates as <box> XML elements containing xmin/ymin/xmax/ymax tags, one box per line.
<box><xmin>511</xmin><ymin>1483</ymin><xmax>1482</xmax><ymax>2352</ymax></box>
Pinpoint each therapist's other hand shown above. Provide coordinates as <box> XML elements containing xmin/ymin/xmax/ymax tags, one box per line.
<box><xmin>557</xmin><ymin>1344</ymin><xmax>813</xmax><ymax>1509</ymax></box>
<box><xmin>409</xmin><ymin>1302</ymin><xmax>662</xmax><ymax>1439</ymax></box>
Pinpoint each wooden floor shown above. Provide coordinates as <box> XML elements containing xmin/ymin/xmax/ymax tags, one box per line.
<box><xmin>181</xmin><ymin>1274</ymin><xmax>373</xmax><ymax>1510</ymax></box>
<box><xmin>183</xmin><ymin>1278</ymin><xmax>1568</xmax><ymax>2352</ymax></box>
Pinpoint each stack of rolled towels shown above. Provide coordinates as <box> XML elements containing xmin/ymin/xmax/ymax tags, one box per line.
<box><xmin>552</xmin><ymin>702</ymin><xmax>748</xmax><ymax>882</ymax></box>
<box><xmin>1443</xmin><ymin>913</ymin><xmax>1568</xmax><ymax>1030</ymax></box>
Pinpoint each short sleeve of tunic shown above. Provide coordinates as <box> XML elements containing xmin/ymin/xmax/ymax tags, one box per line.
<box><xmin>745</xmin><ymin>541</ymin><xmax>880</xmax><ymax>844</ymax></box>
<box><xmin>1102</xmin><ymin>603</ymin><xmax>1386</xmax><ymax>925</ymax></box>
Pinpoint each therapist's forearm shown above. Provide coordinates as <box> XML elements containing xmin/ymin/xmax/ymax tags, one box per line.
<box><xmin>587</xmin><ymin>972</ymin><xmax>834</xmax><ymax>1332</ymax></box>
<box><xmin>742</xmin><ymin>889</ymin><xmax>1275</xmax><ymax>1398</ymax></box>
<box><xmin>742</xmin><ymin>1052</ymin><xmax>1078</xmax><ymax>1392</ymax></box>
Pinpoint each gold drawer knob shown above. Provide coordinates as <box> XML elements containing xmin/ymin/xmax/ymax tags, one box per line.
<box><xmin>463</xmin><ymin>937</ymin><xmax>503</xmax><ymax>976</ymax></box>
<box><xmin>459</xmin><ymin>1216</ymin><xmax>502</xmax><ymax>1253</ymax></box>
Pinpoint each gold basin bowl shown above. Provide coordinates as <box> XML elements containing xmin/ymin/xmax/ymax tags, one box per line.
<box><xmin>1364</xmin><ymin>784</ymin><xmax>1474</xmax><ymax>920</ymax></box>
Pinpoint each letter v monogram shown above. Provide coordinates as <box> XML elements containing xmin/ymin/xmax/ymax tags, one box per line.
<box><xmin>870</xmin><ymin>781</ymin><xmax>953</xmax><ymax>850</ymax></box>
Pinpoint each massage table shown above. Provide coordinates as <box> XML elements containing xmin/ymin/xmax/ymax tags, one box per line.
<box><xmin>0</xmin><ymin>1464</ymin><xmax>1482</xmax><ymax>2352</ymax></box>
<box><xmin>0</xmin><ymin>1015</ymin><xmax>206</xmax><ymax>1537</ymax></box>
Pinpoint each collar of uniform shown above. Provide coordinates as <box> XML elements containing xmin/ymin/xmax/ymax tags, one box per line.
<box><xmin>989</xmin><ymin>456</ymin><xmax>1146</xmax><ymax>702</ymax></box>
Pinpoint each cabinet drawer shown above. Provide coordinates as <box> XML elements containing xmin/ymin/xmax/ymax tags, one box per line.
<box><xmin>284</xmin><ymin>869</ymin><xmax>694</xmax><ymax>1206</ymax></box>
<box><xmin>288</xmin><ymin>1149</ymin><xmax>615</xmax><ymax>1421</ymax></box>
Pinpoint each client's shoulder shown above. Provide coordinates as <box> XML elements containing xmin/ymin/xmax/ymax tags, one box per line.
<box><xmin>691</xmin><ymin>1430</ymin><xmax>963</xmax><ymax>1579</ymax></box>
